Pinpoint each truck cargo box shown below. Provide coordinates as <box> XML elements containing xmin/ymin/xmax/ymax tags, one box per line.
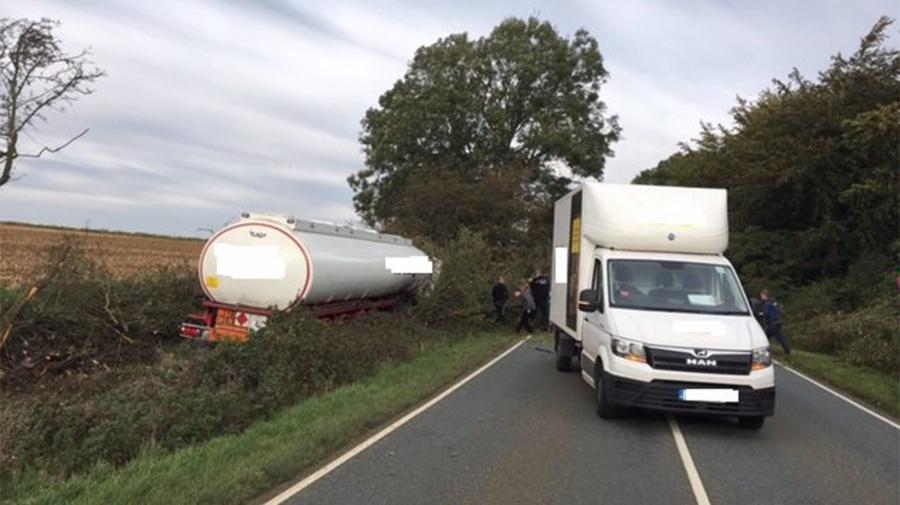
<box><xmin>578</xmin><ymin>182</ymin><xmax>728</xmax><ymax>254</ymax></box>
<box><xmin>551</xmin><ymin>182</ymin><xmax>729</xmax><ymax>337</ymax></box>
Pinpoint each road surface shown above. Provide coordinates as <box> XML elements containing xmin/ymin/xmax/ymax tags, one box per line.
<box><xmin>276</xmin><ymin>340</ymin><xmax>899</xmax><ymax>505</ymax></box>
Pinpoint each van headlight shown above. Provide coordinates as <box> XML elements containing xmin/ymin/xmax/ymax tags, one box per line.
<box><xmin>612</xmin><ymin>338</ymin><xmax>646</xmax><ymax>364</ymax></box>
<box><xmin>751</xmin><ymin>347</ymin><xmax>771</xmax><ymax>371</ymax></box>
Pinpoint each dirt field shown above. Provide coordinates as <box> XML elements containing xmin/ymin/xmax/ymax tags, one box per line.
<box><xmin>0</xmin><ymin>223</ymin><xmax>203</xmax><ymax>286</ymax></box>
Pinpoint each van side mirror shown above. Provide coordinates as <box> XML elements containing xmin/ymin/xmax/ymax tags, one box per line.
<box><xmin>578</xmin><ymin>289</ymin><xmax>602</xmax><ymax>312</ymax></box>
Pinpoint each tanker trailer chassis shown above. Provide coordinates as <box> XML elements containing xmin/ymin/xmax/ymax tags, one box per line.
<box><xmin>180</xmin><ymin>294</ymin><xmax>409</xmax><ymax>342</ymax></box>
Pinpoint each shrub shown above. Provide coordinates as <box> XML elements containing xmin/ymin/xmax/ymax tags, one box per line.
<box><xmin>833</xmin><ymin>251</ymin><xmax>893</xmax><ymax>311</ymax></box>
<box><xmin>415</xmin><ymin>229</ymin><xmax>494</xmax><ymax>325</ymax></box>
<box><xmin>790</xmin><ymin>298</ymin><xmax>899</xmax><ymax>374</ymax></box>
<box><xmin>0</xmin><ymin>238</ymin><xmax>200</xmax><ymax>389</ymax></box>
<box><xmin>0</xmin><ymin>306</ymin><xmax>464</xmax><ymax>481</ymax></box>
<box><xmin>782</xmin><ymin>279</ymin><xmax>841</xmax><ymax>318</ymax></box>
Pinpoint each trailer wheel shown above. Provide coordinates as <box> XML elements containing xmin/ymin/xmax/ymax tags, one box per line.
<box><xmin>554</xmin><ymin>331</ymin><xmax>574</xmax><ymax>372</ymax></box>
<box><xmin>595</xmin><ymin>369</ymin><xmax>621</xmax><ymax>419</ymax></box>
<box><xmin>739</xmin><ymin>416</ymin><xmax>765</xmax><ymax>430</ymax></box>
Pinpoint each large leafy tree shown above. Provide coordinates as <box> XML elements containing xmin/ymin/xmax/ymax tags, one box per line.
<box><xmin>349</xmin><ymin>17</ymin><xmax>619</xmax><ymax>243</ymax></box>
<box><xmin>634</xmin><ymin>17</ymin><xmax>898</xmax><ymax>293</ymax></box>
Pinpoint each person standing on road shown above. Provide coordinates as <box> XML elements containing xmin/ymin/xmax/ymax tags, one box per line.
<box><xmin>515</xmin><ymin>281</ymin><xmax>536</xmax><ymax>335</ymax></box>
<box><xmin>492</xmin><ymin>276</ymin><xmax>509</xmax><ymax>323</ymax></box>
<box><xmin>529</xmin><ymin>270</ymin><xmax>550</xmax><ymax>330</ymax></box>
<box><xmin>761</xmin><ymin>289</ymin><xmax>791</xmax><ymax>355</ymax></box>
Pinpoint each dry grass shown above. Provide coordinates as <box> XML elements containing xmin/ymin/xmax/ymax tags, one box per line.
<box><xmin>0</xmin><ymin>223</ymin><xmax>203</xmax><ymax>286</ymax></box>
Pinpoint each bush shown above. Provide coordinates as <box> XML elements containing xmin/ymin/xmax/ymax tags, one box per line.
<box><xmin>0</xmin><ymin>305</ymin><xmax>464</xmax><ymax>481</ymax></box>
<box><xmin>833</xmin><ymin>251</ymin><xmax>893</xmax><ymax>311</ymax></box>
<box><xmin>790</xmin><ymin>299</ymin><xmax>899</xmax><ymax>374</ymax></box>
<box><xmin>782</xmin><ymin>279</ymin><xmax>841</xmax><ymax>318</ymax></box>
<box><xmin>415</xmin><ymin>229</ymin><xmax>494</xmax><ymax>325</ymax></box>
<box><xmin>0</xmin><ymin>241</ymin><xmax>200</xmax><ymax>389</ymax></box>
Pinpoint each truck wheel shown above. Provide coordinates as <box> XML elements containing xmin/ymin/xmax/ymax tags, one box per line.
<box><xmin>554</xmin><ymin>332</ymin><xmax>573</xmax><ymax>372</ymax></box>
<box><xmin>595</xmin><ymin>370</ymin><xmax>620</xmax><ymax>419</ymax></box>
<box><xmin>739</xmin><ymin>416</ymin><xmax>765</xmax><ymax>430</ymax></box>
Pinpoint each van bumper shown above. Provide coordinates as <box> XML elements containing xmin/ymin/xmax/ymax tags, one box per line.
<box><xmin>603</xmin><ymin>371</ymin><xmax>775</xmax><ymax>417</ymax></box>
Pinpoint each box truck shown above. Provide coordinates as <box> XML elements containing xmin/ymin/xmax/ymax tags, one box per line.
<box><xmin>550</xmin><ymin>183</ymin><xmax>774</xmax><ymax>429</ymax></box>
<box><xmin>180</xmin><ymin>213</ymin><xmax>432</xmax><ymax>342</ymax></box>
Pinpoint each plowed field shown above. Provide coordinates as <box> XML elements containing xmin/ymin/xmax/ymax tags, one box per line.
<box><xmin>0</xmin><ymin>223</ymin><xmax>203</xmax><ymax>286</ymax></box>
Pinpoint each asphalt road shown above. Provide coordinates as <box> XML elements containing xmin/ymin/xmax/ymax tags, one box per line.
<box><xmin>280</xmin><ymin>340</ymin><xmax>899</xmax><ymax>505</ymax></box>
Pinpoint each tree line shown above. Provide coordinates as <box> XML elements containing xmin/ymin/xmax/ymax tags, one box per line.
<box><xmin>633</xmin><ymin>16</ymin><xmax>898</xmax><ymax>305</ymax></box>
<box><xmin>351</xmin><ymin>16</ymin><xmax>898</xmax><ymax>312</ymax></box>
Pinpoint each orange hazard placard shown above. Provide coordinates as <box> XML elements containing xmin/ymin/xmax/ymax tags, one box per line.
<box><xmin>216</xmin><ymin>309</ymin><xmax>234</xmax><ymax>326</ymax></box>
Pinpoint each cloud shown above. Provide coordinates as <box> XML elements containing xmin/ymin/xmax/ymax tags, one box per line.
<box><xmin>2</xmin><ymin>0</ymin><xmax>895</xmax><ymax>234</ymax></box>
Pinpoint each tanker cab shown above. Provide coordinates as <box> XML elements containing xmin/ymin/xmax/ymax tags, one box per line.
<box><xmin>576</xmin><ymin>249</ymin><xmax>775</xmax><ymax>428</ymax></box>
<box><xmin>180</xmin><ymin>301</ymin><xmax>271</xmax><ymax>343</ymax></box>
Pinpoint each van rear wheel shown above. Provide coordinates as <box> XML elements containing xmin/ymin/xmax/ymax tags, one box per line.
<box><xmin>739</xmin><ymin>416</ymin><xmax>765</xmax><ymax>430</ymax></box>
<box><xmin>554</xmin><ymin>331</ymin><xmax>573</xmax><ymax>372</ymax></box>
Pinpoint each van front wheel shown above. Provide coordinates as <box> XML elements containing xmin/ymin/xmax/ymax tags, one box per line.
<box><xmin>595</xmin><ymin>371</ymin><xmax>620</xmax><ymax>419</ymax></box>
<box><xmin>739</xmin><ymin>416</ymin><xmax>765</xmax><ymax>430</ymax></box>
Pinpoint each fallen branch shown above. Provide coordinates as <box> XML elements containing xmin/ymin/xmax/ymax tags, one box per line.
<box><xmin>0</xmin><ymin>244</ymin><xmax>73</xmax><ymax>352</ymax></box>
<box><xmin>102</xmin><ymin>287</ymin><xmax>135</xmax><ymax>345</ymax></box>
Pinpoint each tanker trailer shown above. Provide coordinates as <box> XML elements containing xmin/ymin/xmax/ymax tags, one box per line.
<box><xmin>180</xmin><ymin>212</ymin><xmax>432</xmax><ymax>342</ymax></box>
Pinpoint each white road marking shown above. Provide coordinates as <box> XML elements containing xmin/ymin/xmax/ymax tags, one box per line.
<box><xmin>774</xmin><ymin>359</ymin><xmax>900</xmax><ymax>430</ymax></box>
<box><xmin>264</xmin><ymin>337</ymin><xmax>530</xmax><ymax>505</ymax></box>
<box><xmin>668</xmin><ymin>417</ymin><xmax>712</xmax><ymax>505</ymax></box>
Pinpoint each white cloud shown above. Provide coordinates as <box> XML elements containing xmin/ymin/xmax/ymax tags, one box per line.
<box><xmin>2</xmin><ymin>0</ymin><xmax>895</xmax><ymax>235</ymax></box>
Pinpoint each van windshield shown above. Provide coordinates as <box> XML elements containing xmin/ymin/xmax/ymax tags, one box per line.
<box><xmin>607</xmin><ymin>260</ymin><xmax>750</xmax><ymax>315</ymax></box>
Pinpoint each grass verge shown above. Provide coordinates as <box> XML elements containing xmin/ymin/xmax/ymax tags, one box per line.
<box><xmin>775</xmin><ymin>349</ymin><xmax>899</xmax><ymax>420</ymax></box>
<box><xmin>2</xmin><ymin>331</ymin><xmax>520</xmax><ymax>505</ymax></box>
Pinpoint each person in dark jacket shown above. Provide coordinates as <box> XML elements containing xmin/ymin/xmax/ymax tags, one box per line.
<box><xmin>761</xmin><ymin>289</ymin><xmax>791</xmax><ymax>354</ymax></box>
<box><xmin>750</xmin><ymin>297</ymin><xmax>766</xmax><ymax>323</ymax></box>
<box><xmin>515</xmin><ymin>282</ymin><xmax>537</xmax><ymax>335</ymax></box>
<box><xmin>492</xmin><ymin>276</ymin><xmax>509</xmax><ymax>323</ymax></box>
<box><xmin>529</xmin><ymin>270</ymin><xmax>550</xmax><ymax>330</ymax></box>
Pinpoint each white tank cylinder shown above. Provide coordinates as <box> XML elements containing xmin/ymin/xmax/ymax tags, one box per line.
<box><xmin>198</xmin><ymin>213</ymin><xmax>430</xmax><ymax>310</ymax></box>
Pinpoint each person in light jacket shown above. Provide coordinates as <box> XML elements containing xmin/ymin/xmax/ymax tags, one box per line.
<box><xmin>515</xmin><ymin>282</ymin><xmax>537</xmax><ymax>335</ymax></box>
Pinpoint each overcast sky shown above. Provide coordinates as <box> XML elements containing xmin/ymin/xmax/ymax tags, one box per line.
<box><xmin>2</xmin><ymin>0</ymin><xmax>894</xmax><ymax>236</ymax></box>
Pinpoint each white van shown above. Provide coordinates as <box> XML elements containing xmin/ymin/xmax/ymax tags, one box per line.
<box><xmin>550</xmin><ymin>182</ymin><xmax>774</xmax><ymax>429</ymax></box>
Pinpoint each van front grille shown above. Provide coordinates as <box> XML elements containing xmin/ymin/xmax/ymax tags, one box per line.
<box><xmin>646</xmin><ymin>347</ymin><xmax>751</xmax><ymax>375</ymax></box>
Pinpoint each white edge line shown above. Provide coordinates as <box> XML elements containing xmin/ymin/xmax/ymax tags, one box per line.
<box><xmin>774</xmin><ymin>359</ymin><xmax>900</xmax><ymax>430</ymax></box>
<box><xmin>668</xmin><ymin>417</ymin><xmax>712</xmax><ymax>505</ymax></box>
<box><xmin>264</xmin><ymin>337</ymin><xmax>530</xmax><ymax>505</ymax></box>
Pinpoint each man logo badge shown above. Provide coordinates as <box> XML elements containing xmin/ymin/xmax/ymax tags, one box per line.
<box><xmin>686</xmin><ymin>357</ymin><xmax>717</xmax><ymax>366</ymax></box>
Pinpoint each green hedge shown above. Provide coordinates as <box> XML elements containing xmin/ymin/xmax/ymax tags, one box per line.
<box><xmin>0</xmin><ymin>230</ymin><xmax>504</xmax><ymax>485</ymax></box>
<box><xmin>0</xmin><ymin>244</ymin><xmax>199</xmax><ymax>389</ymax></box>
<box><xmin>0</xmin><ymin>308</ymin><xmax>476</xmax><ymax>481</ymax></box>
<box><xmin>788</xmin><ymin>299</ymin><xmax>899</xmax><ymax>375</ymax></box>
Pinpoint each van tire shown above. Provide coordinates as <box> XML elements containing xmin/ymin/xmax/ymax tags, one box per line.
<box><xmin>554</xmin><ymin>331</ymin><xmax>573</xmax><ymax>372</ymax></box>
<box><xmin>595</xmin><ymin>370</ymin><xmax>620</xmax><ymax>419</ymax></box>
<box><xmin>739</xmin><ymin>416</ymin><xmax>765</xmax><ymax>430</ymax></box>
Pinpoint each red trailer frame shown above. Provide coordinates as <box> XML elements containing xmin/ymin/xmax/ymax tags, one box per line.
<box><xmin>180</xmin><ymin>294</ymin><xmax>405</xmax><ymax>342</ymax></box>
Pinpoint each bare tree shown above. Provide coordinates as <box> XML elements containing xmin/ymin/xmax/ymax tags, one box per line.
<box><xmin>0</xmin><ymin>18</ymin><xmax>104</xmax><ymax>188</ymax></box>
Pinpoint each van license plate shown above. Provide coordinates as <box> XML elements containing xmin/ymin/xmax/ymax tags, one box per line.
<box><xmin>678</xmin><ymin>388</ymin><xmax>738</xmax><ymax>403</ymax></box>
